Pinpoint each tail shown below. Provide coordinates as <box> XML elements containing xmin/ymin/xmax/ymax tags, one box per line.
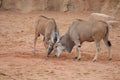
<box><xmin>107</xmin><ymin>40</ymin><xmax>111</xmax><ymax>47</ymax></box>
<box><xmin>105</xmin><ymin>26</ymin><xmax>112</xmax><ymax>47</ymax></box>
<box><xmin>40</xmin><ymin>15</ymin><xmax>49</xmax><ymax>19</ymax></box>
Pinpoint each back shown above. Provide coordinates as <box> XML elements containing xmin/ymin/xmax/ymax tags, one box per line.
<box><xmin>69</xmin><ymin>19</ymin><xmax>93</xmax><ymax>42</ymax></box>
<box><xmin>37</xmin><ymin>16</ymin><xmax>54</xmax><ymax>36</ymax></box>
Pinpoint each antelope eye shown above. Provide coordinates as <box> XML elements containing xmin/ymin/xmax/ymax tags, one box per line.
<box><xmin>50</xmin><ymin>43</ymin><xmax>54</xmax><ymax>46</ymax></box>
<box><xmin>61</xmin><ymin>43</ymin><xmax>64</xmax><ymax>46</ymax></box>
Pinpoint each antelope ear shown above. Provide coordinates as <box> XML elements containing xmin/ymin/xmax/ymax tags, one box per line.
<box><xmin>59</xmin><ymin>34</ymin><xmax>75</xmax><ymax>53</ymax></box>
<box><xmin>65</xmin><ymin>40</ymin><xmax>75</xmax><ymax>53</ymax></box>
<box><xmin>62</xmin><ymin>35</ymin><xmax>75</xmax><ymax>53</ymax></box>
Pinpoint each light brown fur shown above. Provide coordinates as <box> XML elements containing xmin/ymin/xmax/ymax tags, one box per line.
<box><xmin>33</xmin><ymin>16</ymin><xmax>59</xmax><ymax>56</ymax></box>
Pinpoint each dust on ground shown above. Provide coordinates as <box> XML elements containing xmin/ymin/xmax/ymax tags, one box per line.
<box><xmin>0</xmin><ymin>11</ymin><xmax>120</xmax><ymax>80</ymax></box>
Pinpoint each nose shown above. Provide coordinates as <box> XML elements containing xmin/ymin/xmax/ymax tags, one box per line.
<box><xmin>55</xmin><ymin>53</ymin><xmax>60</xmax><ymax>57</ymax></box>
<box><xmin>55</xmin><ymin>45</ymin><xmax>57</xmax><ymax>48</ymax></box>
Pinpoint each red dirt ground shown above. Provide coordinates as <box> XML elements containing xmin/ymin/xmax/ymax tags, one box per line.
<box><xmin>0</xmin><ymin>11</ymin><xmax>120</xmax><ymax>80</ymax></box>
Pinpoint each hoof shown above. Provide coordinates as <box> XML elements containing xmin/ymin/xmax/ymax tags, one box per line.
<box><xmin>92</xmin><ymin>59</ymin><xmax>96</xmax><ymax>62</ymax></box>
<box><xmin>77</xmin><ymin>58</ymin><xmax>81</xmax><ymax>61</ymax></box>
<box><xmin>74</xmin><ymin>57</ymin><xmax>81</xmax><ymax>61</ymax></box>
<box><xmin>109</xmin><ymin>58</ymin><xmax>112</xmax><ymax>61</ymax></box>
<box><xmin>32</xmin><ymin>51</ymin><xmax>36</xmax><ymax>54</ymax></box>
<box><xmin>47</xmin><ymin>55</ymin><xmax>49</xmax><ymax>58</ymax></box>
<box><xmin>74</xmin><ymin>57</ymin><xmax>78</xmax><ymax>59</ymax></box>
<box><xmin>54</xmin><ymin>55</ymin><xmax>57</xmax><ymax>57</ymax></box>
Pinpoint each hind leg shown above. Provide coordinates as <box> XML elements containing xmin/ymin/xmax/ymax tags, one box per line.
<box><xmin>93</xmin><ymin>41</ymin><xmax>101</xmax><ymax>62</ymax></box>
<box><xmin>33</xmin><ymin>33</ymin><xmax>40</xmax><ymax>54</ymax></box>
<box><xmin>103</xmin><ymin>38</ymin><xmax>112</xmax><ymax>60</ymax></box>
<box><xmin>43</xmin><ymin>37</ymin><xmax>47</xmax><ymax>49</ymax></box>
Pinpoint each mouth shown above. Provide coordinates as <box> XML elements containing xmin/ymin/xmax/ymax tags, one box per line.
<box><xmin>54</xmin><ymin>49</ymin><xmax>61</xmax><ymax>57</ymax></box>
